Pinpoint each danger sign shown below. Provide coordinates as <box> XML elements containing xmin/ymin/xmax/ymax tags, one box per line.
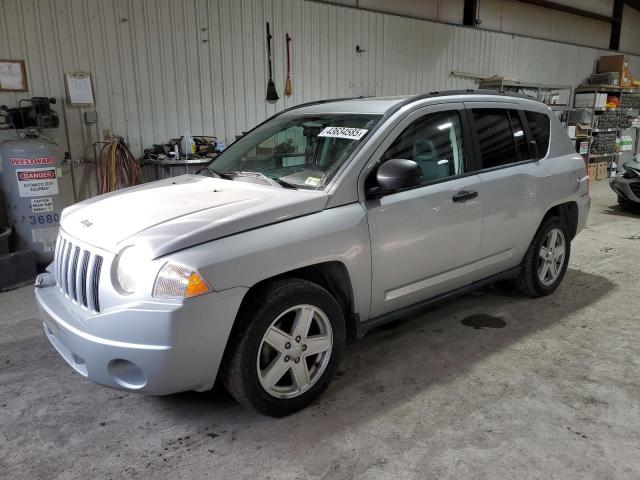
<box><xmin>10</xmin><ymin>157</ymin><xmax>56</xmax><ymax>166</ymax></box>
<box><xmin>18</xmin><ymin>170</ymin><xmax>56</xmax><ymax>181</ymax></box>
<box><xmin>16</xmin><ymin>168</ymin><xmax>59</xmax><ymax>197</ymax></box>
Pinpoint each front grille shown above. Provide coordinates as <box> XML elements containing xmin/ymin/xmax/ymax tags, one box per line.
<box><xmin>53</xmin><ymin>235</ymin><xmax>103</xmax><ymax>312</ymax></box>
<box><xmin>630</xmin><ymin>182</ymin><xmax>640</xmax><ymax>198</ymax></box>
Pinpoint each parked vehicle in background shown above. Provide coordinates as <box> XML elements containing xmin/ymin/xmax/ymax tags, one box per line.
<box><xmin>35</xmin><ymin>91</ymin><xmax>590</xmax><ymax>416</ymax></box>
<box><xmin>610</xmin><ymin>156</ymin><xmax>640</xmax><ymax>208</ymax></box>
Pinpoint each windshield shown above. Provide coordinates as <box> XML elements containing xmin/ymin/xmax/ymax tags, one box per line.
<box><xmin>207</xmin><ymin>113</ymin><xmax>381</xmax><ymax>189</ymax></box>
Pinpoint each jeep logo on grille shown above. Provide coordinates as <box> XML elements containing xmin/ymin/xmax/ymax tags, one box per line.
<box><xmin>80</xmin><ymin>219</ymin><xmax>93</xmax><ymax>228</ymax></box>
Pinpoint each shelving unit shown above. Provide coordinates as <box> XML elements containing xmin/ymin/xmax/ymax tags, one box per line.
<box><xmin>568</xmin><ymin>86</ymin><xmax>640</xmax><ymax>180</ymax></box>
<box><xmin>478</xmin><ymin>78</ymin><xmax>573</xmax><ymax>111</ymax></box>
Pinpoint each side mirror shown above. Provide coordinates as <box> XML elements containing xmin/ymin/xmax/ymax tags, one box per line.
<box><xmin>529</xmin><ymin>140</ymin><xmax>540</xmax><ymax>160</ymax></box>
<box><xmin>368</xmin><ymin>158</ymin><xmax>422</xmax><ymax>198</ymax></box>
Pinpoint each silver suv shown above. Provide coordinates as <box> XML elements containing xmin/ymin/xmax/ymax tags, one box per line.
<box><xmin>35</xmin><ymin>91</ymin><xmax>590</xmax><ymax>416</ymax></box>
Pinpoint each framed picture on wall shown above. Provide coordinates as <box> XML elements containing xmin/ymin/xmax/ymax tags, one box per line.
<box><xmin>0</xmin><ymin>59</ymin><xmax>28</xmax><ymax>92</ymax></box>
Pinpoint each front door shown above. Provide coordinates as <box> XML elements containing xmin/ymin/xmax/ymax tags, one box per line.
<box><xmin>364</xmin><ymin>104</ymin><xmax>484</xmax><ymax>317</ymax></box>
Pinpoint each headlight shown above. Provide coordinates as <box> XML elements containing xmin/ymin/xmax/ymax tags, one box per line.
<box><xmin>152</xmin><ymin>263</ymin><xmax>212</xmax><ymax>298</ymax></box>
<box><xmin>115</xmin><ymin>245</ymin><xmax>146</xmax><ymax>294</ymax></box>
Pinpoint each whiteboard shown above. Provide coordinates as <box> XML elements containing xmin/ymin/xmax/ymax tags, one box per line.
<box><xmin>65</xmin><ymin>72</ymin><xmax>94</xmax><ymax>106</ymax></box>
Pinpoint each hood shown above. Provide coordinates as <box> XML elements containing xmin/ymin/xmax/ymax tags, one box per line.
<box><xmin>61</xmin><ymin>175</ymin><xmax>329</xmax><ymax>257</ymax></box>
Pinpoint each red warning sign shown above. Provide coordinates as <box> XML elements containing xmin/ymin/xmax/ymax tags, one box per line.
<box><xmin>17</xmin><ymin>169</ymin><xmax>56</xmax><ymax>181</ymax></box>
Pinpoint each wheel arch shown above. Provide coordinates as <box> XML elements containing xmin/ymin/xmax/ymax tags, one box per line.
<box><xmin>229</xmin><ymin>261</ymin><xmax>358</xmax><ymax>346</ymax></box>
<box><xmin>541</xmin><ymin>201</ymin><xmax>579</xmax><ymax>240</ymax></box>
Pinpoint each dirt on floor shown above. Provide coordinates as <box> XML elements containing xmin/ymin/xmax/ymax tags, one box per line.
<box><xmin>1</xmin><ymin>179</ymin><xmax>640</xmax><ymax>480</ymax></box>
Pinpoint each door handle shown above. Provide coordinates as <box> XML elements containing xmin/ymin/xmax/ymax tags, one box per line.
<box><xmin>452</xmin><ymin>190</ymin><xmax>478</xmax><ymax>202</ymax></box>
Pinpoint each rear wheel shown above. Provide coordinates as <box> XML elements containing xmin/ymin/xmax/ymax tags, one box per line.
<box><xmin>516</xmin><ymin>216</ymin><xmax>570</xmax><ymax>298</ymax></box>
<box><xmin>222</xmin><ymin>278</ymin><xmax>345</xmax><ymax>417</ymax></box>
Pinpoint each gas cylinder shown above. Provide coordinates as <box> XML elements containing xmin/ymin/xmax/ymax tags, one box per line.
<box><xmin>0</xmin><ymin>130</ymin><xmax>65</xmax><ymax>263</ymax></box>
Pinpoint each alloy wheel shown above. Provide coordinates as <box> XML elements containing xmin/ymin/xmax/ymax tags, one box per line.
<box><xmin>537</xmin><ymin>227</ymin><xmax>566</xmax><ymax>286</ymax></box>
<box><xmin>256</xmin><ymin>304</ymin><xmax>333</xmax><ymax>399</ymax></box>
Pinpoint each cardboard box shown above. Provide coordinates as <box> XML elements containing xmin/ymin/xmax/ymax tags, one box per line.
<box><xmin>596</xmin><ymin>162</ymin><xmax>608</xmax><ymax>180</ymax></box>
<box><xmin>597</xmin><ymin>54</ymin><xmax>627</xmax><ymax>73</ymax></box>
<box><xmin>588</xmin><ymin>163</ymin><xmax>597</xmax><ymax>180</ymax></box>
<box><xmin>597</xmin><ymin>55</ymin><xmax>631</xmax><ymax>86</ymax></box>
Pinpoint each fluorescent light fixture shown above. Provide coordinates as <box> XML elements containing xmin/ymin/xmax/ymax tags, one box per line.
<box><xmin>437</xmin><ymin>122</ymin><xmax>452</xmax><ymax>131</ymax></box>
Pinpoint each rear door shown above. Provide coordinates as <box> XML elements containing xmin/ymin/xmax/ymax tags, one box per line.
<box><xmin>465</xmin><ymin>103</ymin><xmax>548</xmax><ymax>277</ymax></box>
<box><xmin>364</xmin><ymin>103</ymin><xmax>484</xmax><ymax>317</ymax></box>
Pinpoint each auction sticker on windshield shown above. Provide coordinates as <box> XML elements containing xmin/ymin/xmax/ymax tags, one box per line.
<box><xmin>318</xmin><ymin>127</ymin><xmax>368</xmax><ymax>140</ymax></box>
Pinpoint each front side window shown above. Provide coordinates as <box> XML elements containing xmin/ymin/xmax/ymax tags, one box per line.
<box><xmin>208</xmin><ymin>113</ymin><xmax>381</xmax><ymax>189</ymax></box>
<box><xmin>381</xmin><ymin>110</ymin><xmax>466</xmax><ymax>182</ymax></box>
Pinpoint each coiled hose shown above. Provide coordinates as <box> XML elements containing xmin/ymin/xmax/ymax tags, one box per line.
<box><xmin>97</xmin><ymin>138</ymin><xmax>144</xmax><ymax>194</ymax></box>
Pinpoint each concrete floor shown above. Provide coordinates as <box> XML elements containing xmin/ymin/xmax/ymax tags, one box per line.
<box><xmin>1</xmin><ymin>180</ymin><xmax>640</xmax><ymax>480</ymax></box>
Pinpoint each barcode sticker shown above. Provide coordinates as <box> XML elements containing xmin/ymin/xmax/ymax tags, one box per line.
<box><xmin>317</xmin><ymin>127</ymin><xmax>368</xmax><ymax>140</ymax></box>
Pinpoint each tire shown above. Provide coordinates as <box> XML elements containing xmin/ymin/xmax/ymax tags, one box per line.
<box><xmin>516</xmin><ymin>216</ymin><xmax>571</xmax><ymax>298</ymax></box>
<box><xmin>618</xmin><ymin>196</ymin><xmax>639</xmax><ymax>210</ymax></box>
<box><xmin>222</xmin><ymin>278</ymin><xmax>345</xmax><ymax>417</ymax></box>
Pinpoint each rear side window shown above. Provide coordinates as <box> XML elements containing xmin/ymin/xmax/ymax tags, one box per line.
<box><xmin>525</xmin><ymin>111</ymin><xmax>550</xmax><ymax>157</ymax></box>
<box><xmin>472</xmin><ymin>109</ymin><xmax>516</xmax><ymax>168</ymax></box>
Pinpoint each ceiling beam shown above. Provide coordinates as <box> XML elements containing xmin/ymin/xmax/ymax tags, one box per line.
<box><xmin>610</xmin><ymin>0</ymin><xmax>624</xmax><ymax>50</ymax></box>
<box><xmin>514</xmin><ymin>0</ymin><xmax>618</xmax><ymax>24</ymax></box>
<box><xmin>625</xmin><ymin>0</ymin><xmax>640</xmax><ymax>11</ymax></box>
<box><xmin>463</xmin><ymin>0</ymin><xmax>478</xmax><ymax>26</ymax></box>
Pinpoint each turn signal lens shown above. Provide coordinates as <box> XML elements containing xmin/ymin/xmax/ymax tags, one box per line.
<box><xmin>153</xmin><ymin>264</ymin><xmax>212</xmax><ymax>298</ymax></box>
<box><xmin>185</xmin><ymin>272</ymin><xmax>210</xmax><ymax>297</ymax></box>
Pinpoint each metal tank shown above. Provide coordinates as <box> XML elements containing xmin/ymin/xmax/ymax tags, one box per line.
<box><xmin>0</xmin><ymin>131</ymin><xmax>65</xmax><ymax>264</ymax></box>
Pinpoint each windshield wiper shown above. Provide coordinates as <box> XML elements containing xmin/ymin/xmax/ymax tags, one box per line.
<box><xmin>198</xmin><ymin>167</ymin><xmax>236</xmax><ymax>180</ymax></box>
<box><xmin>196</xmin><ymin>167</ymin><xmax>217</xmax><ymax>177</ymax></box>
<box><xmin>222</xmin><ymin>171</ymin><xmax>298</xmax><ymax>189</ymax></box>
<box><xmin>269</xmin><ymin>177</ymin><xmax>298</xmax><ymax>189</ymax></box>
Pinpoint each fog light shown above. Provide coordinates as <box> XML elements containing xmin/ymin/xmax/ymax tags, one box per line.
<box><xmin>108</xmin><ymin>359</ymin><xmax>147</xmax><ymax>389</ymax></box>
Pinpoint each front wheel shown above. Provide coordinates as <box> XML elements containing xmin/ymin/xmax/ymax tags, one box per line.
<box><xmin>222</xmin><ymin>278</ymin><xmax>345</xmax><ymax>417</ymax></box>
<box><xmin>516</xmin><ymin>216</ymin><xmax>571</xmax><ymax>298</ymax></box>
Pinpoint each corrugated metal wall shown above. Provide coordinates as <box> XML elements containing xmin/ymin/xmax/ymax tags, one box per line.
<box><xmin>1</xmin><ymin>0</ymin><xmax>639</xmax><ymax>200</ymax></box>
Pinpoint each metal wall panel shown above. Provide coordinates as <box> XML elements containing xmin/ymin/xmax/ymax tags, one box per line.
<box><xmin>0</xmin><ymin>0</ymin><xmax>638</xmax><ymax>200</ymax></box>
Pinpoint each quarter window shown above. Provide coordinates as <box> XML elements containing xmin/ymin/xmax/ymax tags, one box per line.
<box><xmin>381</xmin><ymin>111</ymin><xmax>466</xmax><ymax>182</ymax></box>
<box><xmin>526</xmin><ymin>111</ymin><xmax>551</xmax><ymax>157</ymax></box>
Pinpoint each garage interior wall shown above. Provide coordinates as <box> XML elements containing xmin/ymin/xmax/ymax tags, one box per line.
<box><xmin>1</xmin><ymin>0</ymin><xmax>639</xmax><ymax>204</ymax></box>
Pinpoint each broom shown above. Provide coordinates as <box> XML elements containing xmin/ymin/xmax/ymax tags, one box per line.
<box><xmin>266</xmin><ymin>22</ymin><xmax>279</xmax><ymax>101</ymax></box>
<box><xmin>284</xmin><ymin>33</ymin><xmax>292</xmax><ymax>96</ymax></box>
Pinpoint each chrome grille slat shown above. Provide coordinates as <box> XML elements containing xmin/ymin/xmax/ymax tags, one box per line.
<box><xmin>86</xmin><ymin>254</ymin><xmax>98</xmax><ymax>312</ymax></box>
<box><xmin>53</xmin><ymin>237</ymin><xmax>62</xmax><ymax>284</ymax></box>
<box><xmin>69</xmin><ymin>247</ymin><xmax>80</xmax><ymax>301</ymax></box>
<box><xmin>53</xmin><ymin>234</ymin><xmax>103</xmax><ymax>313</ymax></box>
<box><xmin>91</xmin><ymin>256</ymin><xmax>103</xmax><ymax>312</ymax></box>
<box><xmin>55</xmin><ymin>239</ymin><xmax>65</xmax><ymax>285</ymax></box>
<box><xmin>61</xmin><ymin>241</ymin><xmax>72</xmax><ymax>296</ymax></box>
<box><xmin>79</xmin><ymin>251</ymin><xmax>90</xmax><ymax>307</ymax></box>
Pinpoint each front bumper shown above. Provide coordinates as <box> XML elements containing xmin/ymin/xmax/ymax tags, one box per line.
<box><xmin>610</xmin><ymin>175</ymin><xmax>640</xmax><ymax>204</ymax></box>
<box><xmin>35</xmin><ymin>273</ymin><xmax>247</xmax><ymax>395</ymax></box>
